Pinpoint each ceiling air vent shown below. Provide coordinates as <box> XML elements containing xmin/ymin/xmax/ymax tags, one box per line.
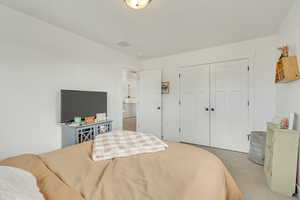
<box><xmin>117</xmin><ymin>41</ymin><xmax>131</xmax><ymax>47</ymax></box>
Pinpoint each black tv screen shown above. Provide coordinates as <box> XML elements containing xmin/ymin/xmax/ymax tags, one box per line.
<box><xmin>60</xmin><ymin>90</ymin><xmax>107</xmax><ymax>123</ymax></box>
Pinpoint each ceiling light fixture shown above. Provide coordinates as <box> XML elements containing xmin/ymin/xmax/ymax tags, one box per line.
<box><xmin>124</xmin><ymin>0</ymin><xmax>152</xmax><ymax>10</ymax></box>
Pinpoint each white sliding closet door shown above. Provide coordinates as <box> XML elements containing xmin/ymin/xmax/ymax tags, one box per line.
<box><xmin>180</xmin><ymin>65</ymin><xmax>210</xmax><ymax>146</ymax></box>
<box><xmin>210</xmin><ymin>60</ymin><xmax>249</xmax><ymax>152</ymax></box>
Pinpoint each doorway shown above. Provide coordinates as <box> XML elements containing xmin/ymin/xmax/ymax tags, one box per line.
<box><xmin>122</xmin><ymin>70</ymin><xmax>138</xmax><ymax>131</ymax></box>
<box><xmin>122</xmin><ymin>69</ymin><xmax>162</xmax><ymax>138</ymax></box>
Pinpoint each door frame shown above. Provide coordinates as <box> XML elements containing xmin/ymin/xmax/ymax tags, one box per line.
<box><xmin>178</xmin><ymin>57</ymin><xmax>254</xmax><ymax>151</ymax></box>
<box><xmin>122</xmin><ymin>67</ymin><xmax>140</xmax><ymax>131</ymax></box>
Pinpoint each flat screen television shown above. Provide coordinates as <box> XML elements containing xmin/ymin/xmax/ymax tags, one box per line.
<box><xmin>60</xmin><ymin>90</ymin><xmax>107</xmax><ymax>123</ymax></box>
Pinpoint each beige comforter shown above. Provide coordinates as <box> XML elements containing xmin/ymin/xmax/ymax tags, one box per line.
<box><xmin>0</xmin><ymin>141</ymin><xmax>242</xmax><ymax>200</ymax></box>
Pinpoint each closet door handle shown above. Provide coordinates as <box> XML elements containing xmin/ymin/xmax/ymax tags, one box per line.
<box><xmin>205</xmin><ymin>108</ymin><xmax>209</xmax><ymax>111</ymax></box>
<box><xmin>211</xmin><ymin>108</ymin><xmax>215</xmax><ymax>111</ymax></box>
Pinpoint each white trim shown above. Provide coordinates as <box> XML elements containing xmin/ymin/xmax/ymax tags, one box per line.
<box><xmin>248</xmin><ymin>52</ymin><xmax>256</xmax><ymax>135</ymax></box>
<box><xmin>178</xmin><ymin>70</ymin><xmax>182</xmax><ymax>141</ymax></box>
<box><xmin>175</xmin><ymin>57</ymin><xmax>250</xmax><ymax>69</ymax></box>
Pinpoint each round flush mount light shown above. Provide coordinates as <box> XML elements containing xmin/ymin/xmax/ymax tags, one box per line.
<box><xmin>124</xmin><ymin>0</ymin><xmax>152</xmax><ymax>10</ymax></box>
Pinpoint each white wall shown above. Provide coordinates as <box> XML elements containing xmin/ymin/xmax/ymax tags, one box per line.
<box><xmin>0</xmin><ymin>5</ymin><xmax>140</xmax><ymax>159</ymax></box>
<box><xmin>276</xmin><ymin>0</ymin><xmax>300</xmax><ymax>190</ymax></box>
<box><xmin>142</xmin><ymin>36</ymin><xmax>278</xmax><ymax>142</ymax></box>
<box><xmin>277</xmin><ymin>0</ymin><xmax>300</xmax><ymax>130</ymax></box>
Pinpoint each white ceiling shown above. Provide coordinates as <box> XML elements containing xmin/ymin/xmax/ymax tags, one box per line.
<box><xmin>0</xmin><ymin>0</ymin><xmax>295</xmax><ymax>59</ymax></box>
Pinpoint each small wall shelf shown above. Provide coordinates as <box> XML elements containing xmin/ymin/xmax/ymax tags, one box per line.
<box><xmin>275</xmin><ymin>56</ymin><xmax>300</xmax><ymax>83</ymax></box>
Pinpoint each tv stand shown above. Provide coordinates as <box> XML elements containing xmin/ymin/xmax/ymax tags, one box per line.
<box><xmin>61</xmin><ymin>120</ymin><xmax>112</xmax><ymax>147</ymax></box>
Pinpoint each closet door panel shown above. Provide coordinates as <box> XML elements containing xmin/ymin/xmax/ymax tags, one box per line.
<box><xmin>180</xmin><ymin>65</ymin><xmax>210</xmax><ymax>146</ymax></box>
<box><xmin>211</xmin><ymin>60</ymin><xmax>249</xmax><ymax>152</ymax></box>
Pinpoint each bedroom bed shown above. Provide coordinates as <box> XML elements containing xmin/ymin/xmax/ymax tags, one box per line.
<box><xmin>0</xmin><ymin>141</ymin><xmax>242</xmax><ymax>200</ymax></box>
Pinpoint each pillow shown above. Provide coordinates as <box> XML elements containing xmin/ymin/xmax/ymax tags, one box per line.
<box><xmin>0</xmin><ymin>166</ymin><xmax>45</xmax><ymax>200</ymax></box>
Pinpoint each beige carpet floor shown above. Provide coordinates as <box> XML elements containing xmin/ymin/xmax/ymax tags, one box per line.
<box><xmin>198</xmin><ymin>145</ymin><xmax>297</xmax><ymax>200</ymax></box>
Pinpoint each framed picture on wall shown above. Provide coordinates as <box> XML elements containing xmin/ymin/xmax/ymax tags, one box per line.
<box><xmin>162</xmin><ymin>81</ymin><xmax>170</xmax><ymax>94</ymax></box>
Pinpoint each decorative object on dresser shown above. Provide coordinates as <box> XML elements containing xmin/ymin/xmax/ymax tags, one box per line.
<box><xmin>264</xmin><ymin>123</ymin><xmax>300</xmax><ymax>196</ymax></box>
<box><xmin>62</xmin><ymin>120</ymin><xmax>112</xmax><ymax>147</ymax></box>
<box><xmin>74</xmin><ymin>117</ymin><xmax>82</xmax><ymax>123</ymax></box>
<box><xmin>95</xmin><ymin>113</ymin><xmax>107</xmax><ymax>122</ymax></box>
<box><xmin>289</xmin><ymin>112</ymin><xmax>295</xmax><ymax>130</ymax></box>
<box><xmin>84</xmin><ymin>116</ymin><xmax>95</xmax><ymax>123</ymax></box>
<box><xmin>279</xmin><ymin>118</ymin><xmax>289</xmax><ymax>129</ymax></box>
